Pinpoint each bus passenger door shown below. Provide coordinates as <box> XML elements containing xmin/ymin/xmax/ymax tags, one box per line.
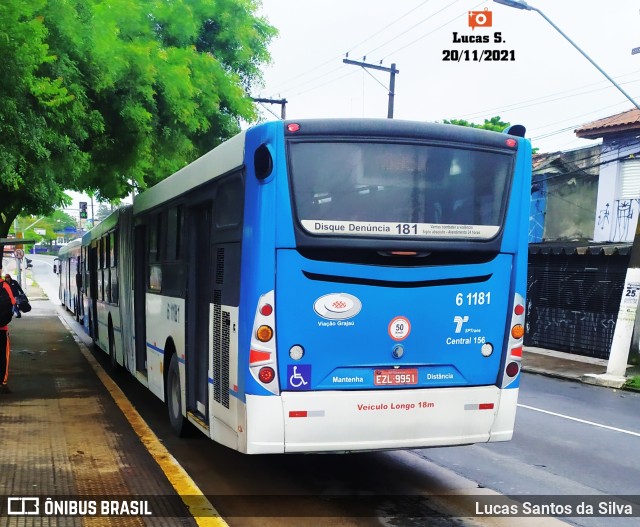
<box><xmin>186</xmin><ymin>203</ymin><xmax>212</xmax><ymax>425</ymax></box>
<box><xmin>134</xmin><ymin>225</ymin><xmax>147</xmax><ymax>373</ymax></box>
<box><xmin>88</xmin><ymin>244</ymin><xmax>99</xmax><ymax>339</ymax></box>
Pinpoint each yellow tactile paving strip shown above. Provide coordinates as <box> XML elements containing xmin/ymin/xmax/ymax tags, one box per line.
<box><xmin>0</xmin><ymin>306</ymin><xmax>219</xmax><ymax>526</ymax></box>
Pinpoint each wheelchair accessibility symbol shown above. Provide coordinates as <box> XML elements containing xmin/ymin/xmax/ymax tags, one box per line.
<box><xmin>287</xmin><ymin>364</ymin><xmax>311</xmax><ymax>391</ymax></box>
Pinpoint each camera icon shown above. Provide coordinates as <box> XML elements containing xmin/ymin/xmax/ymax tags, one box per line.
<box><xmin>468</xmin><ymin>8</ymin><xmax>493</xmax><ymax>30</ymax></box>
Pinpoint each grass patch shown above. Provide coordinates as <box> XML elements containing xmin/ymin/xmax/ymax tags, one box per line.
<box><xmin>624</xmin><ymin>376</ymin><xmax>640</xmax><ymax>391</ymax></box>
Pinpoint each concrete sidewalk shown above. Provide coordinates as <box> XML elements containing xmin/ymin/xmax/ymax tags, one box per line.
<box><xmin>0</xmin><ymin>299</ymin><xmax>200</xmax><ymax>525</ymax></box>
<box><xmin>522</xmin><ymin>347</ymin><xmax>608</xmax><ymax>380</ymax></box>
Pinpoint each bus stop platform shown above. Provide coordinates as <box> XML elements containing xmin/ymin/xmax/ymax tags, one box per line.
<box><xmin>0</xmin><ymin>298</ymin><xmax>203</xmax><ymax>525</ymax></box>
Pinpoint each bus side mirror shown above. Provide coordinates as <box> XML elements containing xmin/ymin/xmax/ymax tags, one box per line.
<box><xmin>53</xmin><ymin>264</ymin><xmax>58</xmax><ymax>274</ymax></box>
<box><xmin>254</xmin><ymin>144</ymin><xmax>273</xmax><ymax>180</ymax></box>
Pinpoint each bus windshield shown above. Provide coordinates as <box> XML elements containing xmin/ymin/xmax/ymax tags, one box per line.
<box><xmin>288</xmin><ymin>141</ymin><xmax>514</xmax><ymax>240</ymax></box>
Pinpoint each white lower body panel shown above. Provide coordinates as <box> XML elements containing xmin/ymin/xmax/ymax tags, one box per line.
<box><xmin>244</xmin><ymin>386</ymin><xmax>518</xmax><ymax>454</ymax></box>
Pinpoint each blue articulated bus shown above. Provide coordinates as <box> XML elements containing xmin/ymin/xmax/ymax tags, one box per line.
<box><xmin>61</xmin><ymin>119</ymin><xmax>531</xmax><ymax>454</ymax></box>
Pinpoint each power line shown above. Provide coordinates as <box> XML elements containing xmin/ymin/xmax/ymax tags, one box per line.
<box><xmin>252</xmin><ymin>97</ymin><xmax>287</xmax><ymax>119</ymax></box>
<box><xmin>456</xmin><ymin>73</ymin><xmax>640</xmax><ymax>122</ymax></box>
<box><xmin>380</xmin><ymin>0</ymin><xmax>485</xmax><ymax>61</ymax></box>
<box><xmin>530</xmin><ymin>96</ymin><xmax>640</xmax><ymax>143</ymax></box>
<box><xmin>266</xmin><ymin>0</ymin><xmax>435</xmax><ymax>94</ymax></box>
<box><xmin>347</xmin><ymin>0</ymin><xmax>435</xmax><ymax>58</ymax></box>
<box><xmin>291</xmin><ymin>69</ymin><xmax>360</xmax><ymax>97</ymax></box>
<box><xmin>342</xmin><ymin>59</ymin><xmax>399</xmax><ymax>118</ymax></box>
<box><xmin>283</xmin><ymin>2</ymin><xmax>466</xmax><ymax>99</ymax></box>
<box><xmin>533</xmin><ymin>143</ymin><xmax>640</xmax><ymax>185</ymax></box>
<box><xmin>359</xmin><ymin>0</ymin><xmax>460</xmax><ymax>60</ymax></box>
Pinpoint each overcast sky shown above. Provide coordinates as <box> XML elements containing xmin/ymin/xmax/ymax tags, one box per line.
<box><xmin>66</xmin><ymin>0</ymin><xmax>639</xmax><ymax>214</ymax></box>
<box><xmin>255</xmin><ymin>0</ymin><xmax>640</xmax><ymax>153</ymax></box>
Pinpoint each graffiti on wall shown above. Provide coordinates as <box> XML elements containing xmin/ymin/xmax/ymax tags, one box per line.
<box><xmin>525</xmin><ymin>304</ymin><xmax>616</xmax><ymax>360</ymax></box>
<box><xmin>598</xmin><ymin>199</ymin><xmax>640</xmax><ymax>241</ymax></box>
<box><xmin>526</xmin><ymin>253</ymin><xmax>628</xmax><ymax>360</ymax></box>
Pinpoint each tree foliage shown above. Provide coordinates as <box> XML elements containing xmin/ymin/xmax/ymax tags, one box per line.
<box><xmin>442</xmin><ymin>116</ymin><xmax>538</xmax><ymax>153</ymax></box>
<box><xmin>0</xmin><ymin>0</ymin><xmax>276</xmax><ymax>238</ymax></box>
<box><xmin>441</xmin><ymin>116</ymin><xmax>512</xmax><ymax>133</ymax></box>
<box><xmin>12</xmin><ymin>210</ymin><xmax>78</xmax><ymax>247</ymax></box>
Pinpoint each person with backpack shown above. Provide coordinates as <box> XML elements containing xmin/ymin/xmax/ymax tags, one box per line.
<box><xmin>0</xmin><ymin>274</ymin><xmax>16</xmax><ymax>393</ymax></box>
<box><xmin>4</xmin><ymin>274</ymin><xmax>25</xmax><ymax>318</ymax></box>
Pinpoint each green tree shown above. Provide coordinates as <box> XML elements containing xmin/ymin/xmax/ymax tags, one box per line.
<box><xmin>11</xmin><ymin>210</ymin><xmax>77</xmax><ymax>249</ymax></box>
<box><xmin>0</xmin><ymin>0</ymin><xmax>276</xmax><ymax>239</ymax></box>
<box><xmin>442</xmin><ymin>116</ymin><xmax>538</xmax><ymax>152</ymax></box>
<box><xmin>95</xmin><ymin>202</ymin><xmax>120</xmax><ymax>223</ymax></box>
<box><xmin>0</xmin><ymin>0</ymin><xmax>90</xmax><ymax>240</ymax></box>
<box><xmin>442</xmin><ymin>116</ymin><xmax>512</xmax><ymax>133</ymax></box>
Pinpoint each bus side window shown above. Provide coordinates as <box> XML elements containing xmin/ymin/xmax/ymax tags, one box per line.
<box><xmin>214</xmin><ymin>177</ymin><xmax>243</xmax><ymax>229</ymax></box>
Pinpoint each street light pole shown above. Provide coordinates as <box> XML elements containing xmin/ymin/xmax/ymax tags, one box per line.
<box><xmin>493</xmin><ymin>0</ymin><xmax>640</xmax><ymax>111</ymax></box>
<box><xmin>495</xmin><ymin>0</ymin><xmax>640</xmax><ymax>386</ymax></box>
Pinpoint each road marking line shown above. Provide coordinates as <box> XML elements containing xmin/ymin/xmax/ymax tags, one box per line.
<box><xmin>518</xmin><ymin>404</ymin><xmax>640</xmax><ymax>437</ymax></box>
<box><xmin>58</xmin><ymin>314</ymin><xmax>228</xmax><ymax>527</ymax></box>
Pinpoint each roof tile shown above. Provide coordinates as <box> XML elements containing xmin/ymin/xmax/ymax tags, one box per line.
<box><xmin>575</xmin><ymin>108</ymin><xmax>640</xmax><ymax>138</ymax></box>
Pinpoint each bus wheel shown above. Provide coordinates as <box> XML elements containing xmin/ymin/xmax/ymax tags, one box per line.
<box><xmin>167</xmin><ymin>353</ymin><xmax>186</xmax><ymax>436</ymax></box>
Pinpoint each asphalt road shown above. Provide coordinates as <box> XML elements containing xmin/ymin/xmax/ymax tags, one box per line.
<box><xmin>25</xmin><ymin>253</ymin><xmax>60</xmax><ymax>303</ymax></box>
<box><xmin>417</xmin><ymin>373</ymin><xmax>640</xmax><ymax>527</ymax></box>
<box><xmin>29</xmin><ymin>254</ymin><xmax>639</xmax><ymax>526</ymax></box>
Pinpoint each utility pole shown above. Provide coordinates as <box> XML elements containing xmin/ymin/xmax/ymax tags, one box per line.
<box><xmin>252</xmin><ymin>97</ymin><xmax>288</xmax><ymax>119</ymax></box>
<box><xmin>342</xmin><ymin>59</ymin><xmax>399</xmax><ymax>118</ymax></box>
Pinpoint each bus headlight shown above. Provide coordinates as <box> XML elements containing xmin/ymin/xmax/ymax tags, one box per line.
<box><xmin>481</xmin><ymin>343</ymin><xmax>494</xmax><ymax>357</ymax></box>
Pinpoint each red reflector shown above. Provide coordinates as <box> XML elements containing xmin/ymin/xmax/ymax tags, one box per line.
<box><xmin>289</xmin><ymin>411</ymin><xmax>307</xmax><ymax>418</ymax></box>
<box><xmin>505</xmin><ymin>138</ymin><xmax>517</xmax><ymax>147</ymax></box>
<box><xmin>258</xmin><ymin>366</ymin><xmax>275</xmax><ymax>384</ymax></box>
<box><xmin>250</xmin><ymin>349</ymin><xmax>271</xmax><ymax>364</ymax></box>
<box><xmin>506</xmin><ymin>361</ymin><xmax>520</xmax><ymax>377</ymax></box>
<box><xmin>479</xmin><ymin>403</ymin><xmax>495</xmax><ymax>410</ymax></box>
<box><xmin>511</xmin><ymin>346</ymin><xmax>523</xmax><ymax>358</ymax></box>
<box><xmin>286</xmin><ymin>123</ymin><xmax>301</xmax><ymax>133</ymax></box>
<box><xmin>514</xmin><ymin>304</ymin><xmax>525</xmax><ymax>316</ymax></box>
<box><xmin>260</xmin><ymin>303</ymin><xmax>273</xmax><ymax>316</ymax></box>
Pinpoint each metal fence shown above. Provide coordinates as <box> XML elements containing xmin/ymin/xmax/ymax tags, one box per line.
<box><xmin>525</xmin><ymin>246</ymin><xmax>630</xmax><ymax>359</ymax></box>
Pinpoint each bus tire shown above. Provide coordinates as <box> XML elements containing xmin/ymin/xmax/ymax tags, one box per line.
<box><xmin>167</xmin><ymin>353</ymin><xmax>186</xmax><ymax>436</ymax></box>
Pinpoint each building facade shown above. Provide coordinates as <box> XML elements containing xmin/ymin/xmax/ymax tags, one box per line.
<box><xmin>526</xmin><ymin>109</ymin><xmax>640</xmax><ymax>361</ymax></box>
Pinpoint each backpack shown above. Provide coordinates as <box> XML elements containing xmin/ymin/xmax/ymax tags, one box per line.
<box><xmin>0</xmin><ymin>280</ymin><xmax>14</xmax><ymax>327</ymax></box>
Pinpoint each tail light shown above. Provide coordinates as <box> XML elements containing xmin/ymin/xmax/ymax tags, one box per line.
<box><xmin>256</xmin><ymin>325</ymin><xmax>273</xmax><ymax>342</ymax></box>
<box><xmin>502</xmin><ymin>293</ymin><xmax>525</xmax><ymax>387</ymax></box>
<box><xmin>511</xmin><ymin>324</ymin><xmax>524</xmax><ymax>339</ymax></box>
<box><xmin>249</xmin><ymin>291</ymin><xmax>279</xmax><ymax>394</ymax></box>
<box><xmin>505</xmin><ymin>361</ymin><xmax>520</xmax><ymax>377</ymax></box>
<box><xmin>258</xmin><ymin>367</ymin><xmax>275</xmax><ymax>384</ymax></box>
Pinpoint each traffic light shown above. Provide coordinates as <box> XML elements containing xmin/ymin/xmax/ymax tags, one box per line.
<box><xmin>79</xmin><ymin>202</ymin><xmax>88</xmax><ymax>219</ymax></box>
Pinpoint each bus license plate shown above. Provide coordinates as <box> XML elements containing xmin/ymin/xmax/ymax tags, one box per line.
<box><xmin>374</xmin><ymin>369</ymin><xmax>418</xmax><ymax>386</ymax></box>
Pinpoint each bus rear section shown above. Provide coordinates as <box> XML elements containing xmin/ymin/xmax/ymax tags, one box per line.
<box><xmin>244</xmin><ymin>120</ymin><xmax>530</xmax><ymax>453</ymax></box>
